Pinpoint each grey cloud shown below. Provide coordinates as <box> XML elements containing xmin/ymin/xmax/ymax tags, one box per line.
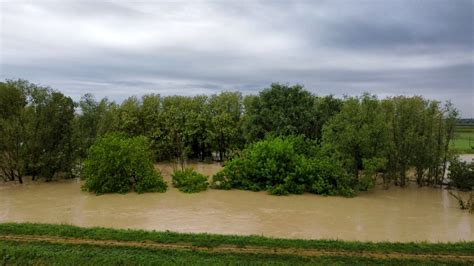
<box><xmin>1</xmin><ymin>0</ymin><xmax>472</xmax><ymax>117</ymax></box>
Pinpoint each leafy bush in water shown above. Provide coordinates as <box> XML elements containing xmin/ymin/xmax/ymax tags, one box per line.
<box><xmin>448</xmin><ymin>157</ymin><xmax>474</xmax><ymax>190</ymax></box>
<box><xmin>211</xmin><ymin>136</ymin><xmax>354</xmax><ymax>196</ymax></box>
<box><xmin>172</xmin><ymin>168</ymin><xmax>209</xmax><ymax>193</ymax></box>
<box><xmin>82</xmin><ymin>133</ymin><xmax>167</xmax><ymax>194</ymax></box>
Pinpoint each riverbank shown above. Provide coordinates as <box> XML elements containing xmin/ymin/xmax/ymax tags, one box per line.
<box><xmin>1</xmin><ymin>223</ymin><xmax>473</xmax><ymax>265</ymax></box>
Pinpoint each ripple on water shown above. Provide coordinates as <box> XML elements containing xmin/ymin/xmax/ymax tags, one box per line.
<box><xmin>0</xmin><ymin>161</ymin><xmax>473</xmax><ymax>242</ymax></box>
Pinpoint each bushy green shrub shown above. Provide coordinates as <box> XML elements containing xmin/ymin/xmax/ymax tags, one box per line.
<box><xmin>172</xmin><ymin>168</ymin><xmax>209</xmax><ymax>193</ymax></box>
<box><xmin>210</xmin><ymin>171</ymin><xmax>233</xmax><ymax>190</ymax></box>
<box><xmin>448</xmin><ymin>157</ymin><xmax>474</xmax><ymax>190</ymax></box>
<box><xmin>82</xmin><ymin>133</ymin><xmax>167</xmax><ymax>194</ymax></box>
<box><xmin>211</xmin><ymin>136</ymin><xmax>354</xmax><ymax>196</ymax></box>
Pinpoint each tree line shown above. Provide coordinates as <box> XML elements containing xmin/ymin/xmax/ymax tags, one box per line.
<box><xmin>0</xmin><ymin>79</ymin><xmax>460</xmax><ymax>190</ymax></box>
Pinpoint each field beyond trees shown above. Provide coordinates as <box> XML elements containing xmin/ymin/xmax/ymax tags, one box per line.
<box><xmin>452</xmin><ymin>123</ymin><xmax>474</xmax><ymax>154</ymax></box>
<box><xmin>1</xmin><ymin>223</ymin><xmax>473</xmax><ymax>265</ymax></box>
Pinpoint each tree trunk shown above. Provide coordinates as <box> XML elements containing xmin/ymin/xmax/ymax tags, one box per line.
<box><xmin>416</xmin><ymin>168</ymin><xmax>423</xmax><ymax>186</ymax></box>
<box><xmin>9</xmin><ymin>169</ymin><xmax>15</xmax><ymax>181</ymax></box>
<box><xmin>399</xmin><ymin>165</ymin><xmax>406</xmax><ymax>187</ymax></box>
<box><xmin>434</xmin><ymin>114</ymin><xmax>443</xmax><ymax>187</ymax></box>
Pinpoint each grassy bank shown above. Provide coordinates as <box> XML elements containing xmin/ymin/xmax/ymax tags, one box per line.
<box><xmin>0</xmin><ymin>223</ymin><xmax>473</xmax><ymax>265</ymax></box>
<box><xmin>451</xmin><ymin>125</ymin><xmax>474</xmax><ymax>154</ymax></box>
<box><xmin>1</xmin><ymin>240</ymin><xmax>443</xmax><ymax>266</ymax></box>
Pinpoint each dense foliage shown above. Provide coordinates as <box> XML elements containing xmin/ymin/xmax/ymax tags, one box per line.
<box><xmin>448</xmin><ymin>157</ymin><xmax>474</xmax><ymax>190</ymax></box>
<box><xmin>212</xmin><ymin>137</ymin><xmax>354</xmax><ymax>196</ymax></box>
<box><xmin>0</xmin><ymin>80</ymin><xmax>75</xmax><ymax>183</ymax></box>
<box><xmin>323</xmin><ymin>94</ymin><xmax>458</xmax><ymax>188</ymax></box>
<box><xmin>172</xmin><ymin>168</ymin><xmax>209</xmax><ymax>193</ymax></box>
<box><xmin>1</xmin><ymin>79</ymin><xmax>465</xmax><ymax>194</ymax></box>
<box><xmin>82</xmin><ymin>134</ymin><xmax>167</xmax><ymax>194</ymax></box>
<box><xmin>242</xmin><ymin>84</ymin><xmax>319</xmax><ymax>141</ymax></box>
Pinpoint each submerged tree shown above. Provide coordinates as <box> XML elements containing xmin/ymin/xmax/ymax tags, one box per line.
<box><xmin>25</xmin><ymin>86</ymin><xmax>76</xmax><ymax>181</ymax></box>
<box><xmin>382</xmin><ymin>97</ymin><xmax>458</xmax><ymax>187</ymax></box>
<box><xmin>0</xmin><ymin>78</ymin><xmax>463</xmax><ymax>193</ymax></box>
<box><xmin>208</xmin><ymin>92</ymin><xmax>243</xmax><ymax>161</ymax></box>
<box><xmin>212</xmin><ymin>136</ymin><xmax>354</xmax><ymax>196</ymax></box>
<box><xmin>0</xmin><ymin>80</ymin><xmax>76</xmax><ymax>182</ymax></box>
<box><xmin>448</xmin><ymin>156</ymin><xmax>474</xmax><ymax>191</ymax></box>
<box><xmin>0</xmin><ymin>81</ymin><xmax>28</xmax><ymax>183</ymax></box>
<box><xmin>82</xmin><ymin>133</ymin><xmax>167</xmax><ymax>194</ymax></box>
<box><xmin>322</xmin><ymin>94</ymin><xmax>389</xmax><ymax>190</ymax></box>
<box><xmin>75</xmin><ymin>94</ymin><xmax>117</xmax><ymax>158</ymax></box>
<box><xmin>172</xmin><ymin>168</ymin><xmax>209</xmax><ymax>193</ymax></box>
<box><xmin>441</xmin><ymin>101</ymin><xmax>459</xmax><ymax>180</ymax></box>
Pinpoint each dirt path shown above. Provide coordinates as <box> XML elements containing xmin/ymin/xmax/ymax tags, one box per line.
<box><xmin>1</xmin><ymin>234</ymin><xmax>473</xmax><ymax>262</ymax></box>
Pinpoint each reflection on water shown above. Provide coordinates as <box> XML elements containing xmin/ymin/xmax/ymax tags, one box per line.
<box><xmin>0</xmin><ymin>162</ymin><xmax>472</xmax><ymax>242</ymax></box>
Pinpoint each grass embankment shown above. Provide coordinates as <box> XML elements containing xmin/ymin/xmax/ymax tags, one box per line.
<box><xmin>451</xmin><ymin>125</ymin><xmax>474</xmax><ymax>154</ymax></box>
<box><xmin>1</xmin><ymin>223</ymin><xmax>473</xmax><ymax>265</ymax></box>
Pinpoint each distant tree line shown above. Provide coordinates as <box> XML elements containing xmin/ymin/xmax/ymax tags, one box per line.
<box><xmin>457</xmin><ymin>118</ymin><xmax>474</xmax><ymax>125</ymax></box>
<box><xmin>0</xmin><ymin>79</ymin><xmax>462</xmax><ymax>192</ymax></box>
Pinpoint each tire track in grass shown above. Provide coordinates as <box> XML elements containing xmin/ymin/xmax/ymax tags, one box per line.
<box><xmin>1</xmin><ymin>234</ymin><xmax>473</xmax><ymax>263</ymax></box>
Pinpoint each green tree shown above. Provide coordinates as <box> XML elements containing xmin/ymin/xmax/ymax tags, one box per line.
<box><xmin>0</xmin><ymin>81</ymin><xmax>28</xmax><ymax>183</ymax></box>
<box><xmin>242</xmin><ymin>84</ymin><xmax>319</xmax><ymax>142</ymax></box>
<box><xmin>116</xmin><ymin>96</ymin><xmax>143</xmax><ymax>136</ymax></box>
<box><xmin>314</xmin><ymin>95</ymin><xmax>343</xmax><ymax>141</ymax></box>
<box><xmin>172</xmin><ymin>168</ymin><xmax>209</xmax><ymax>193</ymax></box>
<box><xmin>186</xmin><ymin>95</ymin><xmax>212</xmax><ymax>160</ymax></box>
<box><xmin>157</xmin><ymin>95</ymin><xmax>213</xmax><ymax>166</ymax></box>
<box><xmin>82</xmin><ymin>134</ymin><xmax>167</xmax><ymax>194</ymax></box>
<box><xmin>159</xmin><ymin>96</ymin><xmax>193</xmax><ymax>168</ymax></box>
<box><xmin>0</xmin><ymin>80</ymin><xmax>76</xmax><ymax>182</ymax></box>
<box><xmin>322</xmin><ymin>94</ymin><xmax>389</xmax><ymax>189</ymax></box>
<box><xmin>139</xmin><ymin>94</ymin><xmax>163</xmax><ymax>160</ymax></box>
<box><xmin>381</xmin><ymin>96</ymin><xmax>451</xmax><ymax>187</ymax></box>
<box><xmin>212</xmin><ymin>136</ymin><xmax>353</xmax><ymax>196</ymax></box>
<box><xmin>38</xmin><ymin>91</ymin><xmax>76</xmax><ymax>180</ymax></box>
<box><xmin>448</xmin><ymin>156</ymin><xmax>474</xmax><ymax>190</ymax></box>
<box><xmin>25</xmin><ymin>86</ymin><xmax>76</xmax><ymax>181</ymax></box>
<box><xmin>441</xmin><ymin>101</ymin><xmax>458</xmax><ymax>179</ymax></box>
<box><xmin>140</xmin><ymin>94</ymin><xmax>162</xmax><ymax>136</ymax></box>
<box><xmin>75</xmin><ymin>94</ymin><xmax>117</xmax><ymax>158</ymax></box>
<box><xmin>208</xmin><ymin>92</ymin><xmax>243</xmax><ymax>161</ymax></box>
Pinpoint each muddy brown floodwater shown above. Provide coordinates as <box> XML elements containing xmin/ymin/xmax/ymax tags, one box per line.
<box><xmin>1</xmin><ymin>160</ymin><xmax>473</xmax><ymax>242</ymax></box>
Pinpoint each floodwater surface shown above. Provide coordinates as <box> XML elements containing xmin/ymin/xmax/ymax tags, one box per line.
<box><xmin>1</xmin><ymin>161</ymin><xmax>473</xmax><ymax>242</ymax></box>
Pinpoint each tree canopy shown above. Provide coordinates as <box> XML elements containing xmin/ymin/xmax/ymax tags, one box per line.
<box><xmin>0</xmin><ymin>79</ymin><xmax>462</xmax><ymax>195</ymax></box>
<box><xmin>82</xmin><ymin>134</ymin><xmax>167</xmax><ymax>194</ymax></box>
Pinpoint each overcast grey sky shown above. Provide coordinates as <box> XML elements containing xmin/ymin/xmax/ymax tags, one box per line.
<box><xmin>1</xmin><ymin>0</ymin><xmax>473</xmax><ymax>116</ymax></box>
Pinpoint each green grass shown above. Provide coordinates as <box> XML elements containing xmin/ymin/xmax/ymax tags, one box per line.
<box><xmin>0</xmin><ymin>223</ymin><xmax>473</xmax><ymax>257</ymax></box>
<box><xmin>3</xmin><ymin>240</ymin><xmax>461</xmax><ymax>266</ymax></box>
<box><xmin>451</xmin><ymin>125</ymin><xmax>474</xmax><ymax>154</ymax></box>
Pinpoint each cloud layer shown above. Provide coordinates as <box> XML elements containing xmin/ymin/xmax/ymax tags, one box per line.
<box><xmin>1</xmin><ymin>0</ymin><xmax>473</xmax><ymax>116</ymax></box>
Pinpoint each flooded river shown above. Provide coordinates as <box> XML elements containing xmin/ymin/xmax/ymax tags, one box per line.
<box><xmin>1</xmin><ymin>161</ymin><xmax>473</xmax><ymax>242</ymax></box>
